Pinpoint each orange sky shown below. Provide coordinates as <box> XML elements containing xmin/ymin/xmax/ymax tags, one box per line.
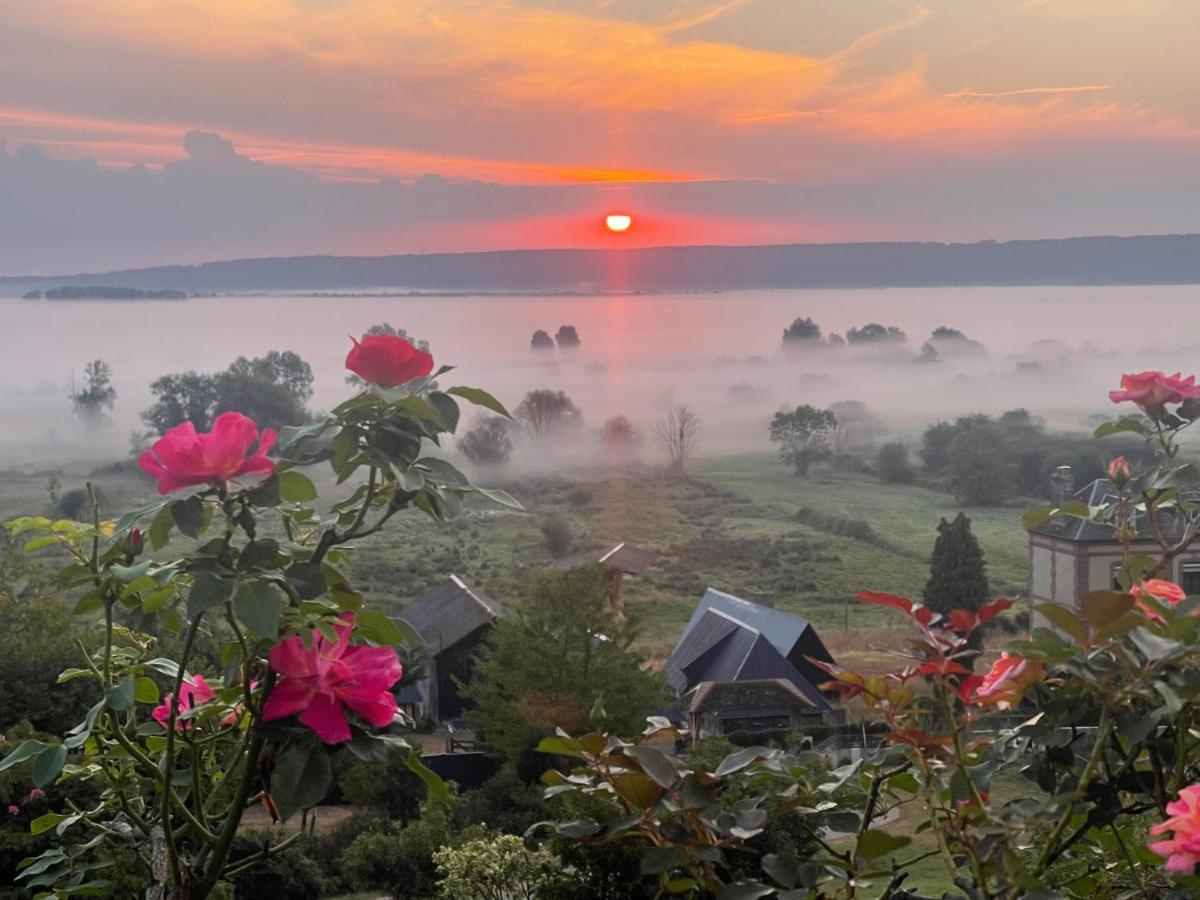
<box><xmin>3</xmin><ymin>1</ymin><xmax>1200</xmax><ymax>271</ymax></box>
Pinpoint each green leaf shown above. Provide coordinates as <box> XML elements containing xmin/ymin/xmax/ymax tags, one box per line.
<box><xmin>856</xmin><ymin>829</ymin><xmax>911</xmax><ymax>860</ymax></box>
<box><xmin>417</xmin><ymin>457</ymin><xmax>471</xmax><ymax>487</ymax></box>
<box><xmin>762</xmin><ymin>853</ymin><xmax>799</xmax><ymax>889</ymax></box>
<box><xmin>245</xmin><ymin>474</ymin><xmax>281</xmax><ymax>508</ymax></box>
<box><xmin>270</xmin><ymin>739</ymin><xmax>332</xmax><ymax>822</ymax></box>
<box><xmin>715</xmin><ymin>746</ymin><xmax>767</xmax><ymax>777</ymax></box>
<box><xmin>278</xmin><ymin>471</ymin><xmax>317</xmax><ymax>503</ymax></box>
<box><xmin>1130</xmin><ymin>627</ymin><xmax>1186</xmax><ymax>665</ymax></box>
<box><xmin>446</xmin><ymin>386</ymin><xmax>511</xmax><ymax>418</ymax></box>
<box><xmin>0</xmin><ymin>740</ymin><xmax>49</xmax><ymax>774</ymax></box>
<box><xmin>405</xmin><ymin>749</ymin><xmax>448</xmax><ymax>799</ymax></box>
<box><xmin>232</xmin><ymin>580</ymin><xmax>286</xmax><ymax>638</ymax></box>
<box><xmin>135</xmin><ymin>677</ymin><xmax>160</xmax><ymax>704</ymax></box>
<box><xmin>110</xmin><ymin>560</ymin><xmax>152</xmax><ymax>583</ymax></box>
<box><xmin>556</xmin><ymin>817</ymin><xmax>601</xmax><ymax>839</ymax></box>
<box><xmin>148</xmin><ymin>503</ymin><xmax>174</xmax><ymax>550</ymax></box>
<box><xmin>187</xmin><ymin>575</ymin><xmax>232</xmax><ymax>618</ymax></box>
<box><xmin>1058</xmin><ymin>500</ymin><xmax>1091</xmax><ymax>519</ymax></box>
<box><xmin>29</xmin><ymin>813</ymin><xmax>67</xmax><ymax>836</ymax></box>
<box><xmin>1081</xmin><ymin>591</ymin><xmax>1134</xmax><ymax>630</ymax></box>
<box><xmin>427</xmin><ymin>392</ymin><xmax>461</xmax><ymax>433</ymax></box>
<box><xmin>353</xmin><ymin>609</ymin><xmax>406</xmax><ymax>646</ymax></box>
<box><xmin>106</xmin><ymin>675</ymin><xmax>136</xmax><ymax>711</ymax></box>
<box><xmin>31</xmin><ymin>745</ymin><xmax>67</xmax><ymax>788</ymax></box>
<box><xmin>473</xmin><ymin>486</ymin><xmax>523</xmax><ymax>510</ymax></box>
<box><xmin>1036</xmin><ymin>603</ymin><xmax>1087</xmax><ymax>644</ymax></box>
<box><xmin>1094</xmin><ymin>418</ymin><xmax>1147</xmax><ymax>439</ymax></box>
<box><xmin>170</xmin><ymin>496</ymin><xmax>205</xmax><ymax>539</ymax></box>
<box><xmin>285</xmin><ymin>562</ymin><xmax>326</xmax><ymax>600</ymax></box>
<box><xmin>718</xmin><ymin>883</ymin><xmax>776</xmax><ymax>900</ymax></box>
<box><xmin>627</xmin><ymin>746</ymin><xmax>680</xmax><ymax>788</ymax></box>
<box><xmin>238</xmin><ymin>539</ymin><xmax>281</xmax><ymax>571</ymax></box>
<box><xmin>1021</xmin><ymin>507</ymin><xmax>1055</xmax><ymax>529</ymax></box>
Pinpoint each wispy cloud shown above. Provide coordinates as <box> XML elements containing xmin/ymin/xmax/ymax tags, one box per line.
<box><xmin>946</xmin><ymin>84</ymin><xmax>1113</xmax><ymax>99</ymax></box>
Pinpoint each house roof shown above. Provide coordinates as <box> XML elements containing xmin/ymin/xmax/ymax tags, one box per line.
<box><xmin>555</xmin><ymin>542</ymin><xmax>656</xmax><ymax>574</ymax></box>
<box><xmin>687</xmin><ymin>678</ymin><xmax>819</xmax><ymax>716</ymax></box>
<box><xmin>398</xmin><ymin>575</ymin><xmax>501</xmax><ymax>654</ymax></box>
<box><xmin>665</xmin><ymin>589</ymin><xmax>831</xmax><ymax>712</ymax></box>
<box><xmin>1028</xmin><ymin>478</ymin><xmax>1196</xmax><ymax>543</ymax></box>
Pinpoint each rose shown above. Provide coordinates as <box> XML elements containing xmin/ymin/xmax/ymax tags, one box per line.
<box><xmin>1150</xmin><ymin>784</ymin><xmax>1200</xmax><ymax>872</ymax></box>
<box><xmin>25</xmin><ymin>788</ymin><xmax>45</xmax><ymax>803</ymax></box>
<box><xmin>138</xmin><ymin>412</ymin><xmax>275</xmax><ymax>495</ymax></box>
<box><xmin>1107</xmin><ymin>456</ymin><xmax>1131</xmax><ymax>481</ymax></box>
<box><xmin>153</xmin><ymin>674</ymin><xmax>217</xmax><ymax>731</ymax></box>
<box><xmin>1132</xmin><ymin>579</ymin><xmax>1188</xmax><ymax>624</ymax></box>
<box><xmin>345</xmin><ymin>333</ymin><xmax>434</xmax><ymax>388</ymax></box>
<box><xmin>1109</xmin><ymin>371</ymin><xmax>1200</xmax><ymax>409</ymax></box>
<box><xmin>263</xmin><ymin>612</ymin><xmax>403</xmax><ymax>744</ymax></box>
<box><xmin>6</xmin><ymin>805</ymin><xmax>17</xmax><ymax>817</ymax></box>
<box><xmin>960</xmin><ymin>654</ymin><xmax>1044</xmax><ymax>709</ymax></box>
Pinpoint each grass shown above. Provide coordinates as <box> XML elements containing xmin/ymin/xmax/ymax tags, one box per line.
<box><xmin>1</xmin><ymin>452</ymin><xmax>1033</xmax><ymax>659</ymax></box>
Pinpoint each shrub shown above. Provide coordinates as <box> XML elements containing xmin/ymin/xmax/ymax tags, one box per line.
<box><xmin>876</xmin><ymin>441</ymin><xmax>915</xmax><ymax>483</ymax></box>
<box><xmin>458</xmin><ymin>416</ymin><xmax>513</xmax><ymax>466</ymax></box>
<box><xmin>434</xmin><ymin>834</ymin><xmax>568</xmax><ymax>899</ymax></box>
<box><xmin>540</xmin><ymin>513</ymin><xmax>573</xmax><ymax>558</ymax></box>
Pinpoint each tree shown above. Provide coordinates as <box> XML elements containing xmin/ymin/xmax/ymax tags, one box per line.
<box><xmin>142</xmin><ymin>352</ymin><xmax>315</xmax><ymax>433</ymax></box>
<box><xmin>540</xmin><ymin>513</ymin><xmax>573</xmax><ymax>558</ymax></box>
<box><xmin>515</xmin><ymin>390</ymin><xmax>583</xmax><ymax>444</ymax></box>
<box><xmin>229</xmin><ymin>350</ymin><xmax>313</xmax><ymax>401</ymax></box>
<box><xmin>846</xmin><ymin>323</ymin><xmax>906</xmax><ymax>345</ymax></box>
<box><xmin>921</xmin><ymin>414</ymin><xmax>992</xmax><ymax>475</ymax></box>
<box><xmin>555</xmin><ymin>325</ymin><xmax>581</xmax><ymax>350</ymax></box>
<box><xmin>929</xmin><ymin>326</ymin><xmax>987</xmax><ymax>357</ymax></box>
<box><xmin>463</xmin><ymin>564</ymin><xmax>667</xmax><ymax>766</ymax></box>
<box><xmin>598</xmin><ymin>415</ymin><xmax>642</xmax><ymax>453</ymax></box>
<box><xmin>68</xmin><ymin>359</ymin><xmax>116</xmax><ymax>427</ymax></box>
<box><xmin>948</xmin><ymin>423</ymin><xmax>1016</xmax><ymax>505</ymax></box>
<box><xmin>828</xmin><ymin>400</ymin><xmax>881</xmax><ymax>458</ymax></box>
<box><xmin>781</xmin><ymin>317</ymin><xmax>822</xmax><ymax>350</ymax></box>
<box><xmin>346</xmin><ymin>324</ymin><xmax>430</xmax><ymax>385</ymax></box>
<box><xmin>530</xmin><ymin>330</ymin><xmax>554</xmax><ymax>351</ymax></box>
<box><xmin>653</xmin><ymin>403</ymin><xmax>702</xmax><ymax>479</ymax></box>
<box><xmin>876</xmin><ymin>442</ymin><xmax>915</xmax><ymax>484</ymax></box>
<box><xmin>768</xmin><ymin>405</ymin><xmax>836</xmax><ymax>476</ymax></box>
<box><xmin>458</xmin><ymin>416</ymin><xmax>513</xmax><ymax>466</ymax></box>
<box><xmin>923</xmin><ymin>512</ymin><xmax>989</xmax><ymax>618</ymax></box>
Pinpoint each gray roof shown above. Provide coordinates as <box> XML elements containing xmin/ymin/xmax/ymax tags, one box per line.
<box><xmin>687</xmin><ymin>678</ymin><xmax>819</xmax><ymax>715</ymax></box>
<box><xmin>1028</xmin><ymin>478</ymin><xmax>1195</xmax><ymax>543</ymax></box>
<box><xmin>665</xmin><ymin>589</ymin><xmax>832</xmax><ymax>712</ymax></box>
<box><xmin>399</xmin><ymin>575</ymin><xmax>500</xmax><ymax>654</ymax></box>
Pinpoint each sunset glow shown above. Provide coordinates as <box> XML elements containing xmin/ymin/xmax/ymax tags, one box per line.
<box><xmin>605</xmin><ymin>214</ymin><xmax>633</xmax><ymax>233</ymax></box>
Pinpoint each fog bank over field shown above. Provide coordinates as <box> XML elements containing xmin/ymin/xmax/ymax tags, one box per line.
<box><xmin>2</xmin><ymin>284</ymin><xmax>1196</xmax><ymax>468</ymax></box>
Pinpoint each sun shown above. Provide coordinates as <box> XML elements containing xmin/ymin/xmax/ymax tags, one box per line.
<box><xmin>605</xmin><ymin>213</ymin><xmax>633</xmax><ymax>233</ymax></box>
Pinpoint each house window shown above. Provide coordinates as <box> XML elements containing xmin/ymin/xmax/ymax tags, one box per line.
<box><xmin>1182</xmin><ymin>564</ymin><xmax>1200</xmax><ymax>598</ymax></box>
<box><xmin>1111</xmin><ymin>562</ymin><xmax>1123</xmax><ymax>591</ymax></box>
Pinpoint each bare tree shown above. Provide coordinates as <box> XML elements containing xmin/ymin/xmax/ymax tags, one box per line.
<box><xmin>515</xmin><ymin>389</ymin><xmax>583</xmax><ymax>444</ymax></box>
<box><xmin>654</xmin><ymin>403</ymin><xmax>702</xmax><ymax>479</ymax></box>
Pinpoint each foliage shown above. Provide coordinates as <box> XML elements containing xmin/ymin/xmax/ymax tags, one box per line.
<box><xmin>142</xmin><ymin>350</ymin><xmax>316</xmax><ymax>433</ymax></box>
<box><xmin>463</xmin><ymin>564</ymin><xmax>667</xmax><ymax>767</ymax></box>
<box><xmin>876</xmin><ymin>442</ymin><xmax>915</xmax><ymax>484</ymax></box>
<box><xmin>68</xmin><ymin>360</ymin><xmax>116</xmax><ymax>427</ymax></box>
<box><xmin>923</xmin><ymin>511</ymin><xmax>989</xmax><ymax>618</ymax></box>
<box><xmin>229</xmin><ymin>834</ymin><xmax>328</xmax><ymax>899</ymax></box>
<box><xmin>0</xmin><ymin>338</ymin><xmax>517</xmax><ymax>898</ymax></box>
<box><xmin>781</xmin><ymin>317</ymin><xmax>822</xmax><ymax>349</ymax></box>
<box><xmin>598</xmin><ymin>415</ymin><xmax>643</xmax><ymax>452</ymax></box>
<box><xmin>654</xmin><ymin>403</ymin><xmax>702</xmax><ymax>479</ymax></box>
<box><xmin>434</xmin><ymin>833</ymin><xmax>568</xmax><ymax>899</ymax></box>
<box><xmin>769</xmin><ymin>404</ymin><xmax>836</xmax><ymax>475</ymax></box>
<box><xmin>949</xmin><ymin>422</ymin><xmax>1017</xmax><ymax>504</ymax></box>
<box><xmin>531</xmin><ymin>330</ymin><xmax>555</xmax><ymax>351</ymax></box>
<box><xmin>459</xmin><ymin>416</ymin><xmax>514</xmax><ymax>466</ymax></box>
<box><xmin>555</xmin><ymin>325</ymin><xmax>581</xmax><ymax>350</ymax></box>
<box><xmin>515</xmin><ymin>389</ymin><xmax>584</xmax><ymax>444</ymax></box>
<box><xmin>540</xmin><ymin>512</ymin><xmax>574</xmax><ymax>558</ymax></box>
<box><xmin>846</xmin><ymin>322</ymin><xmax>906</xmax><ymax>344</ymax></box>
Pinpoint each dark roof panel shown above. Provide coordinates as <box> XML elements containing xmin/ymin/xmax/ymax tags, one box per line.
<box><xmin>1028</xmin><ymin>478</ymin><xmax>1199</xmax><ymax>543</ymax></box>
<box><xmin>688</xmin><ymin>678</ymin><xmax>818</xmax><ymax>715</ymax></box>
<box><xmin>399</xmin><ymin>575</ymin><xmax>500</xmax><ymax>654</ymax></box>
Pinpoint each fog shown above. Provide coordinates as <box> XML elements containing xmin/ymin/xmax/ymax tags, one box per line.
<box><xmin>2</xmin><ymin>284</ymin><xmax>1198</xmax><ymax>469</ymax></box>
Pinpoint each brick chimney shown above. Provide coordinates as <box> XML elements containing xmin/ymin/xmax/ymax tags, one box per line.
<box><xmin>1050</xmin><ymin>465</ymin><xmax>1074</xmax><ymax>507</ymax></box>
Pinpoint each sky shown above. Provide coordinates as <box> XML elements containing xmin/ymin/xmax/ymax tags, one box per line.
<box><xmin>3</xmin><ymin>0</ymin><xmax>1200</xmax><ymax>275</ymax></box>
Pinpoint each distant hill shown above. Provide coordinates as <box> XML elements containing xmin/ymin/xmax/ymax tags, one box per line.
<box><xmin>23</xmin><ymin>286</ymin><xmax>188</xmax><ymax>300</ymax></box>
<box><xmin>6</xmin><ymin>233</ymin><xmax>1200</xmax><ymax>295</ymax></box>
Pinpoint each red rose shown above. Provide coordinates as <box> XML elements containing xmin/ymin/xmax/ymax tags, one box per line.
<box><xmin>1109</xmin><ymin>371</ymin><xmax>1200</xmax><ymax>408</ymax></box>
<box><xmin>345</xmin><ymin>334</ymin><xmax>434</xmax><ymax>388</ymax></box>
<box><xmin>138</xmin><ymin>412</ymin><xmax>275</xmax><ymax>495</ymax></box>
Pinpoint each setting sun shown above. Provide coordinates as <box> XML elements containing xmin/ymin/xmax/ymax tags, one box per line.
<box><xmin>605</xmin><ymin>213</ymin><xmax>633</xmax><ymax>233</ymax></box>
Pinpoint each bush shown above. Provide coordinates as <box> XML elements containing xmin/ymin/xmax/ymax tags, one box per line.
<box><xmin>458</xmin><ymin>416</ymin><xmax>513</xmax><ymax>466</ymax></box>
<box><xmin>876</xmin><ymin>442</ymin><xmax>915</xmax><ymax>483</ymax></box>
<box><xmin>55</xmin><ymin>486</ymin><xmax>104</xmax><ymax>520</ymax></box>
<box><xmin>540</xmin><ymin>513</ymin><xmax>573</xmax><ymax>558</ymax></box>
<box><xmin>230</xmin><ymin>835</ymin><xmax>328</xmax><ymax>899</ymax></box>
<box><xmin>434</xmin><ymin>834</ymin><xmax>568</xmax><ymax>899</ymax></box>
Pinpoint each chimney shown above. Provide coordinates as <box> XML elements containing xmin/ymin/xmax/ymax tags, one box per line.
<box><xmin>1050</xmin><ymin>465</ymin><xmax>1074</xmax><ymax>507</ymax></box>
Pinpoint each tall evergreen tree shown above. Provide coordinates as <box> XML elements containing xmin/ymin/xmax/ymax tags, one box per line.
<box><xmin>923</xmin><ymin>512</ymin><xmax>989</xmax><ymax>616</ymax></box>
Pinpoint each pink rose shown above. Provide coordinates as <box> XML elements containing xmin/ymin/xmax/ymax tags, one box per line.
<box><xmin>1150</xmin><ymin>784</ymin><xmax>1200</xmax><ymax>872</ymax></box>
<box><xmin>1107</xmin><ymin>456</ymin><xmax>1131</xmax><ymax>481</ymax></box>
<box><xmin>152</xmin><ymin>674</ymin><xmax>217</xmax><ymax>730</ymax></box>
<box><xmin>263</xmin><ymin>612</ymin><xmax>402</xmax><ymax>745</ymax></box>
<box><xmin>1109</xmin><ymin>371</ymin><xmax>1200</xmax><ymax>408</ymax></box>
<box><xmin>960</xmin><ymin>655</ymin><xmax>1044</xmax><ymax>709</ymax></box>
<box><xmin>25</xmin><ymin>788</ymin><xmax>45</xmax><ymax>803</ymax></box>
<box><xmin>7</xmin><ymin>805</ymin><xmax>18</xmax><ymax>816</ymax></box>
<box><xmin>1132</xmin><ymin>579</ymin><xmax>1188</xmax><ymax>623</ymax></box>
<box><xmin>345</xmin><ymin>333</ymin><xmax>434</xmax><ymax>388</ymax></box>
<box><xmin>138</xmin><ymin>412</ymin><xmax>275</xmax><ymax>495</ymax></box>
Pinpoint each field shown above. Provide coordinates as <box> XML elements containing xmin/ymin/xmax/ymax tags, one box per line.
<box><xmin>1</xmin><ymin>449</ymin><xmax>1032</xmax><ymax>668</ymax></box>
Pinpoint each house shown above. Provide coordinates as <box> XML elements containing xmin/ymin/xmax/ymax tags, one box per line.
<box><xmin>556</xmin><ymin>541</ymin><xmax>655</xmax><ymax>618</ymax></box>
<box><xmin>685</xmin><ymin>679</ymin><xmax>825</xmax><ymax>741</ymax></box>
<box><xmin>665</xmin><ymin>588</ymin><xmax>837</xmax><ymax>728</ymax></box>
<box><xmin>1028</xmin><ymin>466</ymin><xmax>1200</xmax><ymax>616</ymax></box>
<box><xmin>398</xmin><ymin>575</ymin><xmax>501</xmax><ymax>724</ymax></box>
